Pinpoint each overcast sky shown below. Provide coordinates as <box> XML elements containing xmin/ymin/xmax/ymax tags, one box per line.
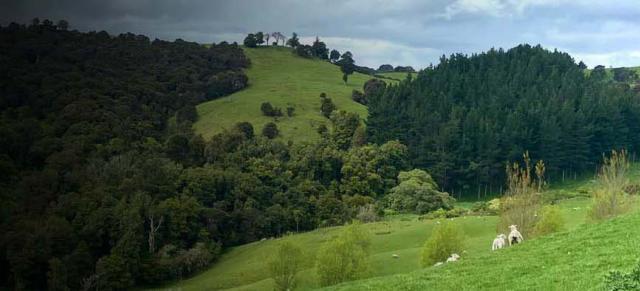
<box><xmin>2</xmin><ymin>0</ymin><xmax>640</xmax><ymax>69</ymax></box>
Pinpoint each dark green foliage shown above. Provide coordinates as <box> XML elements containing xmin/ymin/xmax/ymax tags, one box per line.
<box><xmin>0</xmin><ymin>28</ymin><xmax>408</xmax><ymax>291</ymax></box>
<box><xmin>604</xmin><ymin>260</ymin><xmax>640</xmax><ymax>290</ymax></box>
<box><xmin>578</xmin><ymin>61</ymin><xmax>587</xmax><ymax>70</ymax></box>
<box><xmin>352</xmin><ymin>90</ymin><xmax>366</xmax><ymax>104</ymax></box>
<box><xmin>330</xmin><ymin>111</ymin><xmax>361</xmax><ymax>150</ymax></box>
<box><xmin>294</xmin><ymin>44</ymin><xmax>313</xmax><ymax>58</ymax></box>
<box><xmin>378</xmin><ymin>64</ymin><xmax>394</xmax><ymax>72</ymax></box>
<box><xmin>205</xmin><ymin>70</ymin><xmax>248</xmax><ymax>99</ymax></box>
<box><xmin>261</xmin><ymin>102</ymin><xmax>283</xmax><ymax>117</ymax></box>
<box><xmin>338</xmin><ymin>51</ymin><xmax>356</xmax><ymax>84</ymax></box>
<box><xmin>176</xmin><ymin>105</ymin><xmax>198</xmax><ymax>124</ymax></box>
<box><xmin>363</xmin><ymin>78</ymin><xmax>386</xmax><ymax>98</ymax></box>
<box><xmin>286</xmin><ymin>32</ymin><xmax>300</xmax><ymax>48</ymax></box>
<box><xmin>613</xmin><ymin>67</ymin><xmax>638</xmax><ymax>83</ymax></box>
<box><xmin>262</xmin><ymin>122</ymin><xmax>279</xmax><ymax>139</ymax></box>
<box><xmin>387</xmin><ymin>169</ymin><xmax>455</xmax><ymax>214</ymax></box>
<box><xmin>0</xmin><ymin>22</ymin><xmax>249</xmax><ymax>289</ymax></box>
<box><xmin>243</xmin><ymin>33</ymin><xmax>258</xmax><ymax>47</ymax></box>
<box><xmin>311</xmin><ymin>37</ymin><xmax>329</xmax><ymax>59</ymax></box>
<box><xmin>368</xmin><ymin>44</ymin><xmax>640</xmax><ymax>196</ymax></box>
<box><xmin>330</xmin><ymin>49</ymin><xmax>340</xmax><ymax>63</ymax></box>
<box><xmin>286</xmin><ymin>106</ymin><xmax>295</xmax><ymax>117</ymax></box>
<box><xmin>394</xmin><ymin>66</ymin><xmax>415</xmax><ymax>72</ymax></box>
<box><xmin>255</xmin><ymin>32</ymin><xmax>265</xmax><ymax>46</ymax></box>
<box><xmin>320</xmin><ymin>95</ymin><xmax>337</xmax><ymax>118</ymax></box>
<box><xmin>235</xmin><ymin>122</ymin><xmax>255</xmax><ymax>139</ymax></box>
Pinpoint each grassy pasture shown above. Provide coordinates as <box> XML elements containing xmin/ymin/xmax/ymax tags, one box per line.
<box><xmin>194</xmin><ymin>47</ymin><xmax>384</xmax><ymax>142</ymax></box>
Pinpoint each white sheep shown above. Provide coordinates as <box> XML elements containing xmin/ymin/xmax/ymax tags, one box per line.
<box><xmin>507</xmin><ymin>225</ymin><xmax>524</xmax><ymax>246</ymax></box>
<box><xmin>446</xmin><ymin>253</ymin><xmax>460</xmax><ymax>262</ymax></box>
<box><xmin>433</xmin><ymin>262</ymin><xmax>443</xmax><ymax>267</ymax></box>
<box><xmin>491</xmin><ymin>234</ymin><xmax>506</xmax><ymax>251</ymax></box>
<box><xmin>392</xmin><ymin>254</ymin><xmax>399</xmax><ymax>259</ymax></box>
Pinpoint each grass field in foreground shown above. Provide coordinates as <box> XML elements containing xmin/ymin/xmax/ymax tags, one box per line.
<box><xmin>154</xmin><ymin>197</ymin><xmax>593</xmax><ymax>290</ymax></box>
<box><xmin>194</xmin><ymin>46</ymin><xmax>382</xmax><ymax>142</ymax></box>
<box><xmin>328</xmin><ymin>207</ymin><xmax>640</xmax><ymax>291</ymax></box>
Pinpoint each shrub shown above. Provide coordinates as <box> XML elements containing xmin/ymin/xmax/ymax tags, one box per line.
<box><xmin>320</xmin><ymin>96</ymin><xmax>336</xmax><ymax>118</ymax></box>
<box><xmin>316</xmin><ymin>223</ymin><xmax>371</xmax><ymax>286</ymax></box>
<box><xmin>363</xmin><ymin>79</ymin><xmax>386</xmax><ymax>98</ymax></box>
<box><xmin>243</xmin><ymin>33</ymin><xmax>257</xmax><ymax>48</ymax></box>
<box><xmin>268</xmin><ymin>241</ymin><xmax>304</xmax><ymax>291</ymax></box>
<box><xmin>356</xmin><ymin>204</ymin><xmax>379</xmax><ymax>223</ymax></box>
<box><xmin>532</xmin><ymin>205</ymin><xmax>564</xmax><ymax>236</ymax></box>
<box><xmin>470</xmin><ymin>201</ymin><xmax>497</xmax><ymax>215</ymax></box>
<box><xmin>604</xmin><ymin>260</ymin><xmax>640</xmax><ymax>290</ymax></box>
<box><xmin>261</xmin><ymin>102</ymin><xmax>283</xmax><ymax>117</ymax></box>
<box><xmin>206</xmin><ymin>71</ymin><xmax>248</xmax><ymax>99</ymax></box>
<box><xmin>420</xmin><ymin>222</ymin><xmax>465</xmax><ymax>267</ymax></box>
<box><xmin>498</xmin><ymin>152</ymin><xmax>544</xmax><ymax>237</ymax></box>
<box><xmin>387</xmin><ymin>169</ymin><xmax>455</xmax><ymax>214</ymax></box>
<box><xmin>423</xmin><ymin>208</ymin><xmax>446</xmax><ymax>219</ymax></box>
<box><xmin>589</xmin><ymin>149</ymin><xmax>632</xmax><ymax>221</ymax></box>
<box><xmin>235</xmin><ymin>122</ymin><xmax>254</xmax><ymax>139</ymax></box>
<box><xmin>295</xmin><ymin>44</ymin><xmax>313</xmax><ymax>58</ymax></box>
<box><xmin>286</xmin><ymin>106</ymin><xmax>295</xmax><ymax>117</ymax></box>
<box><xmin>351</xmin><ymin>89</ymin><xmax>366</xmax><ymax>105</ymax></box>
<box><xmin>445</xmin><ymin>207</ymin><xmax>468</xmax><ymax>218</ymax></box>
<box><xmin>262</xmin><ymin>122</ymin><xmax>279</xmax><ymax>139</ymax></box>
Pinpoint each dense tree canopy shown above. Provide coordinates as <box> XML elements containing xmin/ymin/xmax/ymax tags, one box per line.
<box><xmin>0</xmin><ymin>21</ymin><xmax>412</xmax><ymax>290</ymax></box>
<box><xmin>0</xmin><ymin>21</ymin><xmax>252</xmax><ymax>290</ymax></box>
<box><xmin>367</xmin><ymin>44</ymin><xmax>640</xmax><ymax>196</ymax></box>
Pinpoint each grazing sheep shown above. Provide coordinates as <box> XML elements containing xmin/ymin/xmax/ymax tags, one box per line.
<box><xmin>446</xmin><ymin>253</ymin><xmax>460</xmax><ymax>262</ymax></box>
<box><xmin>434</xmin><ymin>262</ymin><xmax>444</xmax><ymax>267</ymax></box>
<box><xmin>508</xmin><ymin>225</ymin><xmax>524</xmax><ymax>246</ymax></box>
<box><xmin>492</xmin><ymin>234</ymin><xmax>506</xmax><ymax>250</ymax></box>
<box><xmin>392</xmin><ymin>254</ymin><xmax>399</xmax><ymax>259</ymax></box>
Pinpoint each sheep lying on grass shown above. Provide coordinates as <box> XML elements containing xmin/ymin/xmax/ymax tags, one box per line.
<box><xmin>434</xmin><ymin>253</ymin><xmax>461</xmax><ymax>266</ymax></box>
<box><xmin>508</xmin><ymin>225</ymin><xmax>524</xmax><ymax>246</ymax></box>
<box><xmin>446</xmin><ymin>253</ymin><xmax>460</xmax><ymax>262</ymax></box>
<box><xmin>491</xmin><ymin>234</ymin><xmax>506</xmax><ymax>250</ymax></box>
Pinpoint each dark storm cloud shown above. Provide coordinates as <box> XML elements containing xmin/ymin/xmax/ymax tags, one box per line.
<box><xmin>2</xmin><ymin>0</ymin><xmax>640</xmax><ymax>68</ymax></box>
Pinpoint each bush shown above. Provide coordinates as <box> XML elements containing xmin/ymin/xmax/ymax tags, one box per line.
<box><xmin>261</xmin><ymin>102</ymin><xmax>283</xmax><ymax>117</ymax></box>
<box><xmin>316</xmin><ymin>223</ymin><xmax>371</xmax><ymax>286</ymax></box>
<box><xmin>445</xmin><ymin>207</ymin><xmax>468</xmax><ymax>218</ymax></box>
<box><xmin>363</xmin><ymin>79</ymin><xmax>386</xmax><ymax>98</ymax></box>
<box><xmin>356</xmin><ymin>204</ymin><xmax>379</xmax><ymax>223</ymax></box>
<box><xmin>532</xmin><ymin>205</ymin><xmax>564</xmax><ymax>236</ymax></box>
<box><xmin>206</xmin><ymin>71</ymin><xmax>248</xmax><ymax>99</ymax></box>
<box><xmin>420</xmin><ymin>222</ymin><xmax>465</xmax><ymax>267</ymax></box>
<box><xmin>262</xmin><ymin>122</ymin><xmax>279</xmax><ymax>139</ymax></box>
<box><xmin>423</xmin><ymin>208</ymin><xmax>446</xmax><ymax>219</ymax></box>
<box><xmin>268</xmin><ymin>241</ymin><xmax>304</xmax><ymax>291</ymax></box>
<box><xmin>243</xmin><ymin>33</ymin><xmax>257</xmax><ymax>47</ymax></box>
<box><xmin>498</xmin><ymin>152</ymin><xmax>544</xmax><ymax>237</ymax></box>
<box><xmin>320</xmin><ymin>96</ymin><xmax>336</xmax><ymax>118</ymax></box>
<box><xmin>235</xmin><ymin>122</ymin><xmax>254</xmax><ymax>139</ymax></box>
<box><xmin>604</xmin><ymin>260</ymin><xmax>640</xmax><ymax>290</ymax></box>
<box><xmin>351</xmin><ymin>90</ymin><xmax>366</xmax><ymax>105</ymax></box>
<box><xmin>589</xmin><ymin>150</ymin><xmax>632</xmax><ymax>221</ymax></box>
<box><xmin>286</xmin><ymin>106</ymin><xmax>295</xmax><ymax>117</ymax></box>
<box><xmin>387</xmin><ymin>169</ymin><xmax>455</xmax><ymax>214</ymax></box>
<box><xmin>295</xmin><ymin>44</ymin><xmax>313</xmax><ymax>58</ymax></box>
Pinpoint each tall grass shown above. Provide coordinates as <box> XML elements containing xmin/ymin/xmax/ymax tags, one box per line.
<box><xmin>588</xmin><ymin>149</ymin><xmax>633</xmax><ymax>221</ymax></box>
<box><xmin>498</xmin><ymin>152</ymin><xmax>544</xmax><ymax>237</ymax></box>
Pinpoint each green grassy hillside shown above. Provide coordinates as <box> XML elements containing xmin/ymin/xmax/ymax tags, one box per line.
<box><xmin>194</xmin><ymin>47</ymin><xmax>382</xmax><ymax>141</ymax></box>
<box><xmin>152</xmin><ymin>175</ymin><xmax>609</xmax><ymax>290</ymax></box>
<box><xmin>150</xmin><ymin>165</ymin><xmax>640</xmax><ymax>291</ymax></box>
<box><xmin>329</xmin><ymin>209</ymin><xmax>640</xmax><ymax>291</ymax></box>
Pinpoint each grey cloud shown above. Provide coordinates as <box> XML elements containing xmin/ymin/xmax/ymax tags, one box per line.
<box><xmin>1</xmin><ymin>0</ymin><xmax>640</xmax><ymax>68</ymax></box>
